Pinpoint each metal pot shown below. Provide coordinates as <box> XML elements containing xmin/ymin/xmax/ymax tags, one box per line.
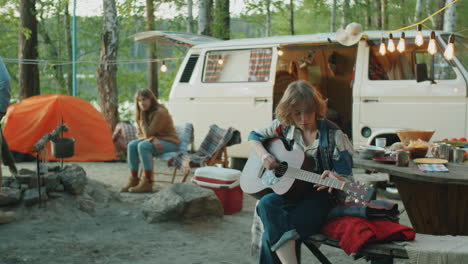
<box><xmin>51</xmin><ymin>137</ymin><xmax>75</xmax><ymax>158</ymax></box>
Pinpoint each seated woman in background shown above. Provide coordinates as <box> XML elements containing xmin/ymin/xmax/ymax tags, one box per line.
<box><xmin>121</xmin><ymin>88</ymin><xmax>180</xmax><ymax>193</ymax></box>
<box><xmin>248</xmin><ymin>80</ymin><xmax>353</xmax><ymax>263</ymax></box>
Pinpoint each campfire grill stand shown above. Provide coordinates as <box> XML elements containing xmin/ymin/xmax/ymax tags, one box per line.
<box><xmin>31</xmin><ymin>121</ymin><xmax>70</xmax><ymax>207</ymax></box>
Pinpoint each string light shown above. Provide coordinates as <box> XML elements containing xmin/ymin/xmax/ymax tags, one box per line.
<box><xmin>160</xmin><ymin>61</ymin><xmax>167</xmax><ymax>72</ymax></box>
<box><xmin>397</xmin><ymin>32</ymin><xmax>406</xmax><ymax>53</ymax></box>
<box><xmin>379</xmin><ymin>38</ymin><xmax>386</xmax><ymax>56</ymax></box>
<box><xmin>277</xmin><ymin>49</ymin><xmax>284</xmax><ymax>56</ymax></box>
<box><xmin>415</xmin><ymin>24</ymin><xmax>424</xmax><ymax>46</ymax></box>
<box><xmin>428</xmin><ymin>31</ymin><xmax>437</xmax><ymax>55</ymax></box>
<box><xmin>217</xmin><ymin>55</ymin><xmax>224</xmax><ymax>65</ymax></box>
<box><xmin>444</xmin><ymin>35</ymin><xmax>455</xmax><ymax>60</ymax></box>
<box><xmin>387</xmin><ymin>33</ymin><xmax>395</xmax><ymax>53</ymax></box>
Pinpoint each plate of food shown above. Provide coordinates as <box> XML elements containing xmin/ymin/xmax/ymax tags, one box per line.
<box><xmin>413</xmin><ymin>158</ymin><xmax>448</xmax><ymax>164</ymax></box>
<box><xmin>372</xmin><ymin>156</ymin><xmax>396</xmax><ymax>164</ymax></box>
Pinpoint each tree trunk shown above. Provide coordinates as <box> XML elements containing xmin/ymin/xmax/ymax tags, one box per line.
<box><xmin>381</xmin><ymin>0</ymin><xmax>388</xmax><ymax>30</ymax></box>
<box><xmin>290</xmin><ymin>0</ymin><xmax>294</xmax><ymax>35</ymax></box>
<box><xmin>435</xmin><ymin>0</ymin><xmax>445</xmax><ymax>30</ymax></box>
<box><xmin>96</xmin><ymin>0</ymin><xmax>119</xmax><ymax>131</ymax></box>
<box><xmin>187</xmin><ymin>0</ymin><xmax>194</xmax><ymax>33</ymax></box>
<box><xmin>364</xmin><ymin>0</ymin><xmax>371</xmax><ymax>29</ymax></box>
<box><xmin>373</xmin><ymin>0</ymin><xmax>382</xmax><ymax>29</ymax></box>
<box><xmin>213</xmin><ymin>0</ymin><xmax>230</xmax><ymax>40</ymax></box>
<box><xmin>341</xmin><ymin>0</ymin><xmax>350</xmax><ymax>28</ymax></box>
<box><xmin>414</xmin><ymin>0</ymin><xmax>423</xmax><ymax>23</ymax></box>
<box><xmin>331</xmin><ymin>0</ymin><xmax>337</xmax><ymax>32</ymax></box>
<box><xmin>64</xmin><ymin>0</ymin><xmax>73</xmax><ymax>95</ymax></box>
<box><xmin>198</xmin><ymin>0</ymin><xmax>208</xmax><ymax>35</ymax></box>
<box><xmin>265</xmin><ymin>0</ymin><xmax>271</xmax><ymax>37</ymax></box>
<box><xmin>146</xmin><ymin>0</ymin><xmax>158</xmax><ymax>96</ymax></box>
<box><xmin>18</xmin><ymin>0</ymin><xmax>40</xmax><ymax>99</ymax></box>
<box><xmin>38</xmin><ymin>6</ymin><xmax>67</xmax><ymax>95</ymax></box>
<box><xmin>443</xmin><ymin>0</ymin><xmax>457</xmax><ymax>32</ymax></box>
<box><xmin>206</xmin><ymin>0</ymin><xmax>213</xmax><ymax>35</ymax></box>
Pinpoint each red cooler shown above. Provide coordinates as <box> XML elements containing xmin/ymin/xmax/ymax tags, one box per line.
<box><xmin>192</xmin><ymin>166</ymin><xmax>243</xmax><ymax>214</ymax></box>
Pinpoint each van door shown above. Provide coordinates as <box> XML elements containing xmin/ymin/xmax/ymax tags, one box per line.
<box><xmin>353</xmin><ymin>39</ymin><xmax>467</xmax><ymax>146</ymax></box>
<box><xmin>168</xmin><ymin>47</ymin><xmax>278</xmax><ymax>158</ymax></box>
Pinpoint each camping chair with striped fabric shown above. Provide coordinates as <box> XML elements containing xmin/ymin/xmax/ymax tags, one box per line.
<box><xmin>168</xmin><ymin>124</ymin><xmax>241</xmax><ymax>182</ymax></box>
<box><xmin>140</xmin><ymin>123</ymin><xmax>194</xmax><ymax>184</ymax></box>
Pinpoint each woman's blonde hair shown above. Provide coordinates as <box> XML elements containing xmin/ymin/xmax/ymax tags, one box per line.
<box><xmin>275</xmin><ymin>80</ymin><xmax>327</xmax><ymax>125</ymax></box>
<box><xmin>134</xmin><ymin>88</ymin><xmax>160</xmax><ymax>122</ymax></box>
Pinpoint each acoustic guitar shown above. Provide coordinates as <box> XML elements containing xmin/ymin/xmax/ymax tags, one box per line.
<box><xmin>240</xmin><ymin>139</ymin><xmax>374</xmax><ymax>203</ymax></box>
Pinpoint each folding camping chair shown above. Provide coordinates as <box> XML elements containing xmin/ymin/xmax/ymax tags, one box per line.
<box><xmin>168</xmin><ymin>124</ymin><xmax>242</xmax><ymax>182</ymax></box>
<box><xmin>139</xmin><ymin>123</ymin><xmax>194</xmax><ymax>184</ymax></box>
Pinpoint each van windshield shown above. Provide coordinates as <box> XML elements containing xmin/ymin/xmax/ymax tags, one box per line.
<box><xmin>202</xmin><ymin>48</ymin><xmax>272</xmax><ymax>82</ymax></box>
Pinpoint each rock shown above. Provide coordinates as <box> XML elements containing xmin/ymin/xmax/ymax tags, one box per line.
<box><xmin>23</xmin><ymin>187</ymin><xmax>48</xmax><ymax>206</ymax></box>
<box><xmin>59</xmin><ymin>165</ymin><xmax>87</xmax><ymax>195</ymax></box>
<box><xmin>16</xmin><ymin>169</ymin><xmax>36</xmax><ymax>185</ymax></box>
<box><xmin>173</xmin><ymin>183</ymin><xmax>224</xmax><ymax>219</ymax></box>
<box><xmin>43</xmin><ymin>173</ymin><xmax>62</xmax><ymax>192</ymax></box>
<box><xmin>2</xmin><ymin>176</ymin><xmax>14</xmax><ymax>187</ymax></box>
<box><xmin>143</xmin><ymin>188</ymin><xmax>185</xmax><ymax>223</ymax></box>
<box><xmin>0</xmin><ymin>211</ymin><xmax>16</xmax><ymax>224</ymax></box>
<box><xmin>0</xmin><ymin>187</ymin><xmax>22</xmax><ymax>206</ymax></box>
<box><xmin>142</xmin><ymin>183</ymin><xmax>223</xmax><ymax>223</ymax></box>
<box><xmin>77</xmin><ymin>198</ymin><xmax>95</xmax><ymax>214</ymax></box>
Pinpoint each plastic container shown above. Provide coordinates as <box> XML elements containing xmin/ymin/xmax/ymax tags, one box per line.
<box><xmin>193</xmin><ymin>167</ymin><xmax>243</xmax><ymax>214</ymax></box>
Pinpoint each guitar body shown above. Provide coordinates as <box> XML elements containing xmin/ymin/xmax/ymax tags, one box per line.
<box><xmin>240</xmin><ymin>139</ymin><xmax>316</xmax><ymax>200</ymax></box>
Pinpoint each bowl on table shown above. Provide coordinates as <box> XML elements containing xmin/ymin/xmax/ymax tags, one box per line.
<box><xmin>407</xmin><ymin>147</ymin><xmax>428</xmax><ymax>159</ymax></box>
<box><xmin>358</xmin><ymin>145</ymin><xmax>385</xmax><ymax>160</ymax></box>
<box><xmin>396</xmin><ymin>129</ymin><xmax>435</xmax><ymax>145</ymax></box>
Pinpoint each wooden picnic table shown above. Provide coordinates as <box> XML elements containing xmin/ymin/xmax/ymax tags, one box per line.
<box><xmin>353</xmin><ymin>155</ymin><xmax>468</xmax><ymax>236</ymax></box>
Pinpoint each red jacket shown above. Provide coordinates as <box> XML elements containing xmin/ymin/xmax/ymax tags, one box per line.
<box><xmin>321</xmin><ymin>216</ymin><xmax>415</xmax><ymax>254</ymax></box>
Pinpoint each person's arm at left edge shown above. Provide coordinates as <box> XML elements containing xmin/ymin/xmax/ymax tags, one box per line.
<box><xmin>0</xmin><ymin>57</ymin><xmax>12</xmax><ymax>120</ymax></box>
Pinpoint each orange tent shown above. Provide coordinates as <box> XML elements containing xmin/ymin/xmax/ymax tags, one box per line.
<box><xmin>4</xmin><ymin>94</ymin><xmax>117</xmax><ymax>161</ymax></box>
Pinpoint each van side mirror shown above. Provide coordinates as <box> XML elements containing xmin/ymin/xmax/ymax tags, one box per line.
<box><xmin>415</xmin><ymin>63</ymin><xmax>428</xmax><ymax>82</ymax></box>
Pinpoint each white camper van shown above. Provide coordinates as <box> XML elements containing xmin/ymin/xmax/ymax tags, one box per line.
<box><xmin>132</xmin><ymin>31</ymin><xmax>467</xmax><ymax>166</ymax></box>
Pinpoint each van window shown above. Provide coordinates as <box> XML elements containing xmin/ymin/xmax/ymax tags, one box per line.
<box><xmin>368</xmin><ymin>42</ymin><xmax>456</xmax><ymax>80</ymax></box>
<box><xmin>180</xmin><ymin>55</ymin><xmax>199</xmax><ymax>83</ymax></box>
<box><xmin>202</xmin><ymin>48</ymin><xmax>272</xmax><ymax>82</ymax></box>
<box><xmin>415</xmin><ymin>52</ymin><xmax>456</xmax><ymax>80</ymax></box>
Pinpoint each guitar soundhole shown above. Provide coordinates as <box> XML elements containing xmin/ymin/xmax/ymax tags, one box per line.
<box><xmin>274</xmin><ymin>162</ymin><xmax>288</xmax><ymax>178</ymax></box>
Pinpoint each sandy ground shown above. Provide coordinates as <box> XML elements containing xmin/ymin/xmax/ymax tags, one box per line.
<box><xmin>0</xmin><ymin>161</ymin><xmax>411</xmax><ymax>264</ymax></box>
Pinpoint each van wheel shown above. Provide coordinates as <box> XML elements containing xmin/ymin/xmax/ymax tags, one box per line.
<box><xmin>230</xmin><ymin>158</ymin><xmax>247</xmax><ymax>171</ymax></box>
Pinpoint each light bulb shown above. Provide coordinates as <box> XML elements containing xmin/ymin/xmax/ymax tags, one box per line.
<box><xmin>217</xmin><ymin>56</ymin><xmax>224</xmax><ymax>65</ymax></box>
<box><xmin>387</xmin><ymin>33</ymin><xmax>395</xmax><ymax>53</ymax></box>
<box><xmin>415</xmin><ymin>24</ymin><xmax>424</xmax><ymax>47</ymax></box>
<box><xmin>428</xmin><ymin>31</ymin><xmax>437</xmax><ymax>55</ymax></box>
<box><xmin>278</xmin><ymin>49</ymin><xmax>284</xmax><ymax>56</ymax></box>
<box><xmin>444</xmin><ymin>35</ymin><xmax>455</xmax><ymax>60</ymax></box>
<box><xmin>160</xmin><ymin>61</ymin><xmax>167</xmax><ymax>72</ymax></box>
<box><xmin>397</xmin><ymin>32</ymin><xmax>405</xmax><ymax>53</ymax></box>
<box><xmin>379</xmin><ymin>39</ymin><xmax>386</xmax><ymax>55</ymax></box>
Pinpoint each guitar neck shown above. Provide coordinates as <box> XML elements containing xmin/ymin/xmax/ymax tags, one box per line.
<box><xmin>286</xmin><ymin>167</ymin><xmax>346</xmax><ymax>191</ymax></box>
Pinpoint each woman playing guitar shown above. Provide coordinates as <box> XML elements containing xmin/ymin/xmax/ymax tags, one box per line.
<box><xmin>248</xmin><ymin>80</ymin><xmax>354</xmax><ymax>264</ymax></box>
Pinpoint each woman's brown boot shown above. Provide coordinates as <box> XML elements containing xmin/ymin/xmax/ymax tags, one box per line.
<box><xmin>129</xmin><ymin>170</ymin><xmax>153</xmax><ymax>193</ymax></box>
<box><xmin>120</xmin><ymin>171</ymin><xmax>139</xmax><ymax>192</ymax></box>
